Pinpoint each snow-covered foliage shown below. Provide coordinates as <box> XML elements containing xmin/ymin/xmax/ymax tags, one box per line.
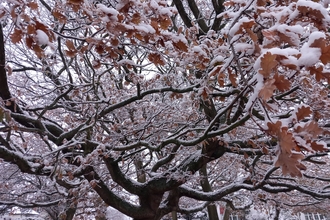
<box><xmin>0</xmin><ymin>0</ymin><xmax>330</xmax><ymax>219</ymax></box>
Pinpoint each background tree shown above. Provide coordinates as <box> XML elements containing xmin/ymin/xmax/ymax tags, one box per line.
<box><xmin>0</xmin><ymin>0</ymin><xmax>330</xmax><ymax>220</ymax></box>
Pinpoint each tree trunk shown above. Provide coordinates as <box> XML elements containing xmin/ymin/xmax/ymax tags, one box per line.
<box><xmin>63</xmin><ymin>206</ymin><xmax>76</xmax><ymax>220</ymax></box>
<box><xmin>134</xmin><ymin>154</ymin><xmax>146</xmax><ymax>183</ymax></box>
<box><xmin>199</xmin><ymin>165</ymin><xmax>219</xmax><ymax>220</ymax></box>
<box><xmin>171</xmin><ymin>211</ymin><xmax>178</xmax><ymax>220</ymax></box>
<box><xmin>222</xmin><ymin>203</ymin><xmax>231</xmax><ymax>220</ymax></box>
<box><xmin>273</xmin><ymin>205</ymin><xmax>280</xmax><ymax>220</ymax></box>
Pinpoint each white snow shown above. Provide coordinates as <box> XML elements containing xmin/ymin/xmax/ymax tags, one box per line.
<box><xmin>234</xmin><ymin>43</ymin><xmax>253</xmax><ymax>52</ymax></box>
<box><xmin>293</xmin><ymin>0</ymin><xmax>330</xmax><ymax>22</ymax></box>
<box><xmin>307</xmin><ymin>31</ymin><xmax>326</xmax><ymax>46</ymax></box>
<box><xmin>229</xmin><ymin>17</ymin><xmax>253</xmax><ymax>37</ymax></box>
<box><xmin>149</xmin><ymin>0</ymin><xmax>158</xmax><ymax>10</ymax></box>
<box><xmin>192</xmin><ymin>46</ymin><xmax>207</xmax><ymax>56</ymax></box>
<box><xmin>35</xmin><ymin>30</ymin><xmax>49</xmax><ymax>46</ymax></box>
<box><xmin>298</xmin><ymin>44</ymin><xmax>321</xmax><ymax>67</ymax></box>
<box><xmin>244</xmin><ymin>73</ymin><xmax>264</xmax><ymax>111</ymax></box>
<box><xmin>117</xmin><ymin>59</ymin><xmax>136</xmax><ymax>66</ymax></box>
<box><xmin>134</xmin><ymin>23</ymin><xmax>156</xmax><ymax>34</ymax></box>
<box><xmin>210</xmin><ymin>55</ymin><xmax>224</xmax><ymax>67</ymax></box>
<box><xmin>97</xmin><ymin>4</ymin><xmax>119</xmax><ymax>21</ymax></box>
<box><xmin>106</xmin><ymin>207</ymin><xmax>131</xmax><ymax>220</ymax></box>
<box><xmin>159</xmin><ymin>8</ymin><xmax>174</xmax><ymax>16</ymax></box>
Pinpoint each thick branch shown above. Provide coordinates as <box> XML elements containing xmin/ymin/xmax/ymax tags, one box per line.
<box><xmin>187</xmin><ymin>0</ymin><xmax>209</xmax><ymax>33</ymax></box>
<box><xmin>172</xmin><ymin>0</ymin><xmax>193</xmax><ymax>28</ymax></box>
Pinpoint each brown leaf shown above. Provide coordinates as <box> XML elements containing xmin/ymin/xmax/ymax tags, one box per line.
<box><xmin>297</xmin><ymin>5</ymin><xmax>324</xmax><ymax>22</ymax></box>
<box><xmin>246</xmin><ymin>29</ymin><xmax>258</xmax><ymax>43</ymax></box>
<box><xmin>159</xmin><ymin>16</ymin><xmax>172</xmax><ymax>30</ymax></box>
<box><xmin>6</xmin><ymin>65</ymin><xmax>12</xmax><ymax>76</ymax></box>
<box><xmin>217</xmin><ymin>73</ymin><xmax>226</xmax><ymax>87</ymax></box>
<box><xmin>259</xmin><ymin>78</ymin><xmax>276</xmax><ymax>100</ymax></box>
<box><xmin>65</xmin><ymin>50</ymin><xmax>77</xmax><ymax>58</ymax></box>
<box><xmin>261</xmin><ymin>146</ymin><xmax>269</xmax><ymax>154</ymax></box>
<box><xmin>277</xmin><ymin>31</ymin><xmax>298</xmax><ymax>46</ymax></box>
<box><xmin>173</xmin><ymin>40</ymin><xmax>188</xmax><ymax>52</ymax></box>
<box><xmin>10</xmin><ymin>28</ymin><xmax>23</xmax><ymax>44</ymax></box>
<box><xmin>228</xmin><ymin>68</ymin><xmax>237</xmax><ymax>87</ymax></box>
<box><xmin>309</xmin><ymin>37</ymin><xmax>326</xmax><ymax>48</ymax></box>
<box><xmin>278</xmin><ymin>129</ymin><xmax>295</xmax><ymax>155</ymax></box>
<box><xmin>35</xmin><ymin>21</ymin><xmax>55</xmax><ymax>42</ymax></box>
<box><xmin>21</xmin><ymin>14</ymin><xmax>31</xmax><ymax>22</ymax></box>
<box><xmin>0</xmin><ymin>10</ymin><xmax>5</xmax><ymax>19</ymax></box>
<box><xmin>273</xmin><ymin>73</ymin><xmax>291</xmax><ymax>92</ymax></box>
<box><xmin>111</xmin><ymin>37</ymin><xmax>119</xmax><ymax>46</ymax></box>
<box><xmin>27</xmin><ymin>24</ymin><xmax>36</xmax><ymax>35</ymax></box>
<box><xmin>267</xmin><ymin>121</ymin><xmax>282</xmax><ymax>135</ymax></box>
<box><xmin>310</xmin><ymin>141</ymin><xmax>327</xmax><ymax>152</ymax></box>
<box><xmin>307</xmin><ymin>66</ymin><xmax>330</xmax><ymax>82</ymax></box>
<box><xmin>259</xmin><ymin>52</ymin><xmax>278</xmax><ymax>77</ymax></box>
<box><xmin>27</xmin><ymin>2</ymin><xmax>39</xmax><ymax>10</ymax></box>
<box><xmin>295</xmin><ymin>106</ymin><xmax>312</xmax><ymax>121</ymax></box>
<box><xmin>295</xmin><ymin>121</ymin><xmax>323</xmax><ymax>139</ymax></box>
<box><xmin>320</xmin><ymin>45</ymin><xmax>330</xmax><ymax>64</ymax></box>
<box><xmin>148</xmin><ymin>53</ymin><xmax>165</xmax><ymax>66</ymax></box>
<box><xmin>262</xmin><ymin>30</ymin><xmax>277</xmax><ymax>41</ymax></box>
<box><xmin>32</xmin><ymin>45</ymin><xmax>44</xmax><ymax>58</ymax></box>
<box><xmin>68</xmin><ymin>0</ymin><xmax>84</xmax><ymax>5</ymax></box>
<box><xmin>52</xmin><ymin>10</ymin><xmax>67</xmax><ymax>23</ymax></box>
<box><xmin>95</xmin><ymin>45</ymin><xmax>104</xmax><ymax>54</ymax></box>
<box><xmin>66</xmin><ymin>40</ymin><xmax>76</xmax><ymax>51</ymax></box>
<box><xmin>275</xmin><ymin>152</ymin><xmax>305</xmax><ymax>177</ymax></box>
<box><xmin>256</xmin><ymin>0</ymin><xmax>267</xmax><ymax>6</ymax></box>
<box><xmin>131</xmin><ymin>13</ymin><xmax>141</xmax><ymax>24</ymax></box>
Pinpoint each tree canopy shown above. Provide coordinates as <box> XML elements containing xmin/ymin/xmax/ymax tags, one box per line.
<box><xmin>0</xmin><ymin>0</ymin><xmax>330</xmax><ymax>219</ymax></box>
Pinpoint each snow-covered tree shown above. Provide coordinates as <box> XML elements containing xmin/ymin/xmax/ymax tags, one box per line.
<box><xmin>0</xmin><ymin>0</ymin><xmax>330</xmax><ymax>219</ymax></box>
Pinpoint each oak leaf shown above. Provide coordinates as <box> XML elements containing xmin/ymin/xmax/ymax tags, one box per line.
<box><xmin>148</xmin><ymin>53</ymin><xmax>165</xmax><ymax>66</ymax></box>
<box><xmin>310</xmin><ymin>37</ymin><xmax>325</xmax><ymax>48</ymax></box>
<box><xmin>66</xmin><ymin>40</ymin><xmax>76</xmax><ymax>51</ymax></box>
<box><xmin>297</xmin><ymin>6</ymin><xmax>324</xmax><ymax>22</ymax></box>
<box><xmin>310</xmin><ymin>141</ymin><xmax>327</xmax><ymax>152</ymax></box>
<box><xmin>159</xmin><ymin>16</ymin><xmax>172</xmax><ymax>30</ymax></box>
<box><xmin>267</xmin><ymin>121</ymin><xmax>282</xmax><ymax>135</ymax></box>
<box><xmin>259</xmin><ymin>52</ymin><xmax>278</xmax><ymax>77</ymax></box>
<box><xmin>262</xmin><ymin>30</ymin><xmax>277</xmax><ymax>41</ymax></box>
<box><xmin>25</xmin><ymin>36</ymin><xmax>34</xmax><ymax>49</ymax></box>
<box><xmin>217</xmin><ymin>73</ymin><xmax>226</xmax><ymax>87</ymax></box>
<box><xmin>275</xmin><ymin>152</ymin><xmax>305</xmax><ymax>177</ymax></box>
<box><xmin>10</xmin><ymin>29</ymin><xmax>23</xmax><ymax>44</ymax></box>
<box><xmin>68</xmin><ymin>0</ymin><xmax>84</xmax><ymax>5</ymax></box>
<box><xmin>27</xmin><ymin>24</ymin><xmax>36</xmax><ymax>35</ymax></box>
<box><xmin>52</xmin><ymin>10</ymin><xmax>67</xmax><ymax>23</ymax></box>
<box><xmin>295</xmin><ymin>121</ymin><xmax>323</xmax><ymax>139</ymax></box>
<box><xmin>273</xmin><ymin>73</ymin><xmax>291</xmax><ymax>92</ymax></box>
<box><xmin>27</xmin><ymin>2</ymin><xmax>39</xmax><ymax>10</ymax></box>
<box><xmin>278</xmin><ymin>129</ymin><xmax>295</xmax><ymax>155</ymax></box>
<box><xmin>307</xmin><ymin>66</ymin><xmax>330</xmax><ymax>82</ymax></box>
<box><xmin>278</xmin><ymin>31</ymin><xmax>298</xmax><ymax>46</ymax></box>
<box><xmin>259</xmin><ymin>78</ymin><xmax>276</xmax><ymax>100</ymax></box>
<box><xmin>131</xmin><ymin>13</ymin><xmax>141</xmax><ymax>24</ymax></box>
<box><xmin>295</xmin><ymin>106</ymin><xmax>312</xmax><ymax>121</ymax></box>
<box><xmin>173</xmin><ymin>40</ymin><xmax>188</xmax><ymax>52</ymax></box>
<box><xmin>320</xmin><ymin>45</ymin><xmax>330</xmax><ymax>64</ymax></box>
<box><xmin>228</xmin><ymin>68</ymin><xmax>237</xmax><ymax>87</ymax></box>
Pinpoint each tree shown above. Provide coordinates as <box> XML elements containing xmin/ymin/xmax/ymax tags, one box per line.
<box><xmin>0</xmin><ymin>0</ymin><xmax>330</xmax><ymax>219</ymax></box>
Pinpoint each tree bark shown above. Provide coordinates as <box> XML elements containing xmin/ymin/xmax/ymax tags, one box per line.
<box><xmin>200</xmin><ymin>165</ymin><xmax>219</xmax><ymax>220</ymax></box>
<box><xmin>222</xmin><ymin>203</ymin><xmax>231</xmax><ymax>220</ymax></box>
<box><xmin>274</xmin><ymin>205</ymin><xmax>280</xmax><ymax>220</ymax></box>
<box><xmin>171</xmin><ymin>211</ymin><xmax>178</xmax><ymax>220</ymax></box>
